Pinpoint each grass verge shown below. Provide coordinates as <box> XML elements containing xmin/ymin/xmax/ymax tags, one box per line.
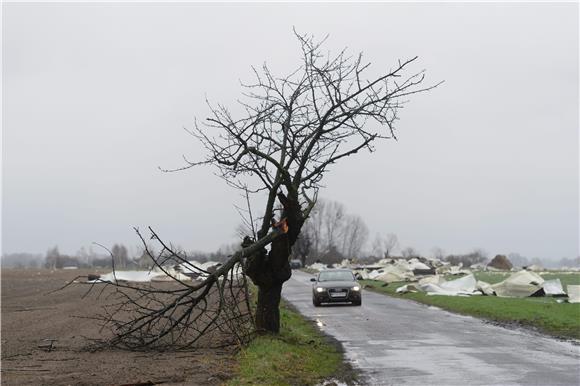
<box><xmin>360</xmin><ymin>278</ymin><xmax>580</xmax><ymax>340</ymax></box>
<box><xmin>228</xmin><ymin>299</ymin><xmax>350</xmax><ymax>386</ymax></box>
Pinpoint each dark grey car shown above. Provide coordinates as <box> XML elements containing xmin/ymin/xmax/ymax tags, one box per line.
<box><xmin>310</xmin><ymin>269</ymin><xmax>362</xmax><ymax>306</ymax></box>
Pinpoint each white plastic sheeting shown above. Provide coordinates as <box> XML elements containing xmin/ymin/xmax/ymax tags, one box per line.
<box><xmin>491</xmin><ymin>270</ymin><xmax>544</xmax><ymax>298</ymax></box>
<box><xmin>90</xmin><ymin>269</ymin><xmax>191</xmax><ymax>283</ymax></box>
<box><xmin>542</xmin><ymin>279</ymin><xmax>566</xmax><ymax>296</ymax></box>
<box><xmin>436</xmin><ymin>265</ymin><xmax>469</xmax><ymax>276</ymax></box>
<box><xmin>177</xmin><ymin>261</ymin><xmax>223</xmax><ymax>280</ymax></box>
<box><xmin>179</xmin><ymin>261</ymin><xmax>221</xmax><ymax>275</ymax></box>
<box><xmin>373</xmin><ymin>262</ymin><xmax>415</xmax><ymax>283</ymax></box>
<box><xmin>376</xmin><ymin>258</ymin><xmax>394</xmax><ymax>266</ymax></box>
<box><xmin>353</xmin><ymin>269</ymin><xmax>370</xmax><ymax>280</ymax></box>
<box><xmin>368</xmin><ymin>269</ymin><xmax>384</xmax><ymax>280</ymax></box>
<box><xmin>308</xmin><ymin>263</ymin><xmax>327</xmax><ymax>271</ymax></box>
<box><xmin>477</xmin><ymin>281</ymin><xmax>495</xmax><ymax>296</ymax></box>
<box><xmin>396</xmin><ymin>284</ymin><xmax>419</xmax><ymax>294</ymax></box>
<box><xmin>418</xmin><ymin>274</ymin><xmax>480</xmax><ymax>296</ymax></box>
<box><xmin>418</xmin><ymin>275</ymin><xmax>445</xmax><ymax>286</ymax></box>
<box><xmin>526</xmin><ymin>265</ymin><xmax>544</xmax><ymax>272</ymax></box>
<box><xmin>379</xmin><ymin>268</ymin><xmax>576</xmax><ymax>300</ymax></box>
<box><xmin>406</xmin><ymin>258</ymin><xmax>431</xmax><ymax>271</ymax></box>
<box><xmin>566</xmin><ymin>285</ymin><xmax>580</xmax><ymax>303</ymax></box>
<box><xmin>395</xmin><ymin>274</ymin><xmax>484</xmax><ymax>296</ymax></box>
<box><xmin>335</xmin><ymin>259</ymin><xmax>355</xmax><ymax>269</ymax></box>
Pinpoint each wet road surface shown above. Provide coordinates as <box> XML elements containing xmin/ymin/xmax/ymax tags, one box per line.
<box><xmin>283</xmin><ymin>270</ymin><xmax>580</xmax><ymax>386</ymax></box>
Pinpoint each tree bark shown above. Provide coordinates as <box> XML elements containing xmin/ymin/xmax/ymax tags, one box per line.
<box><xmin>250</xmin><ymin>231</ymin><xmax>292</xmax><ymax>332</ymax></box>
<box><xmin>245</xmin><ymin>192</ymin><xmax>303</xmax><ymax>333</ymax></box>
<box><xmin>255</xmin><ymin>283</ymin><xmax>283</xmax><ymax>333</ymax></box>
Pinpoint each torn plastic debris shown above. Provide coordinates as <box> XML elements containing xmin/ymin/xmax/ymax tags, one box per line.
<box><xmin>567</xmin><ymin>285</ymin><xmax>580</xmax><ymax>303</ymax></box>
<box><xmin>398</xmin><ymin>274</ymin><xmax>481</xmax><ymax>296</ymax></box>
<box><xmin>491</xmin><ymin>270</ymin><xmax>544</xmax><ymax>298</ymax></box>
<box><xmin>396</xmin><ymin>284</ymin><xmax>419</xmax><ymax>294</ymax></box>
<box><xmin>542</xmin><ymin>279</ymin><xmax>566</xmax><ymax>297</ymax></box>
<box><xmin>418</xmin><ymin>274</ymin><xmax>480</xmax><ymax>296</ymax></box>
<box><xmin>308</xmin><ymin>263</ymin><xmax>327</xmax><ymax>271</ymax></box>
<box><xmin>88</xmin><ymin>269</ymin><xmax>191</xmax><ymax>283</ymax></box>
<box><xmin>477</xmin><ymin>280</ymin><xmax>495</xmax><ymax>296</ymax></box>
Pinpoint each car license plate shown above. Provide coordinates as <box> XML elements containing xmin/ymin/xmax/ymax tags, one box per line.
<box><xmin>330</xmin><ymin>292</ymin><xmax>347</xmax><ymax>298</ymax></box>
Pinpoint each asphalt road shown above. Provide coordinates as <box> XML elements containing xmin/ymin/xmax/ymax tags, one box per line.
<box><xmin>282</xmin><ymin>270</ymin><xmax>580</xmax><ymax>386</ymax></box>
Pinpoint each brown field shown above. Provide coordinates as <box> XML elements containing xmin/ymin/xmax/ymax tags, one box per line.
<box><xmin>1</xmin><ymin>269</ymin><xmax>236</xmax><ymax>385</ymax></box>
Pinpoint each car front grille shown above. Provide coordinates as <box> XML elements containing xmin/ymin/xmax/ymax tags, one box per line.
<box><xmin>327</xmin><ymin>288</ymin><xmax>350</xmax><ymax>298</ymax></box>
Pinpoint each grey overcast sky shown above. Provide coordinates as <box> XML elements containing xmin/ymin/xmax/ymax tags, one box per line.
<box><xmin>2</xmin><ymin>2</ymin><xmax>578</xmax><ymax>261</ymax></box>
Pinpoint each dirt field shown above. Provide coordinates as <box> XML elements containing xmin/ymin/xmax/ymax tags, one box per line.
<box><xmin>1</xmin><ymin>269</ymin><xmax>237</xmax><ymax>385</ymax></box>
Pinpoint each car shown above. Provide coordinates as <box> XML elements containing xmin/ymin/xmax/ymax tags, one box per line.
<box><xmin>310</xmin><ymin>269</ymin><xmax>362</xmax><ymax>307</ymax></box>
<box><xmin>289</xmin><ymin>259</ymin><xmax>303</xmax><ymax>269</ymax></box>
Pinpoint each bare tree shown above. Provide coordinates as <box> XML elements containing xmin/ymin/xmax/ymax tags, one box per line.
<box><xmin>185</xmin><ymin>27</ymin><xmax>436</xmax><ymax>332</ymax></box>
<box><xmin>507</xmin><ymin>252</ymin><xmax>529</xmax><ymax>268</ymax></box>
<box><xmin>84</xmin><ymin>30</ymin><xmax>437</xmax><ymax>346</ymax></box>
<box><xmin>371</xmin><ymin>233</ymin><xmax>384</xmax><ymax>258</ymax></box>
<box><xmin>111</xmin><ymin>244</ymin><xmax>130</xmax><ymax>269</ymax></box>
<box><xmin>293</xmin><ymin>227</ymin><xmax>312</xmax><ymax>267</ymax></box>
<box><xmin>383</xmin><ymin>233</ymin><xmax>399</xmax><ymax>258</ymax></box>
<box><xmin>297</xmin><ymin>198</ymin><xmax>370</xmax><ymax>263</ymax></box>
<box><xmin>340</xmin><ymin>214</ymin><xmax>369</xmax><ymax>259</ymax></box>
<box><xmin>445</xmin><ymin>249</ymin><xmax>488</xmax><ymax>267</ymax></box>
<box><xmin>430</xmin><ymin>247</ymin><xmax>445</xmax><ymax>261</ymax></box>
<box><xmin>45</xmin><ymin>246</ymin><xmax>60</xmax><ymax>269</ymax></box>
<box><xmin>307</xmin><ymin>198</ymin><xmax>326</xmax><ymax>260</ymax></box>
<box><xmin>323</xmin><ymin>200</ymin><xmax>346</xmax><ymax>254</ymax></box>
<box><xmin>401</xmin><ymin>246</ymin><xmax>419</xmax><ymax>259</ymax></box>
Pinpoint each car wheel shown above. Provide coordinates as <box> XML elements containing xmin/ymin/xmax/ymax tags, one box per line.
<box><xmin>313</xmin><ymin>297</ymin><xmax>321</xmax><ymax>307</ymax></box>
<box><xmin>353</xmin><ymin>299</ymin><xmax>362</xmax><ymax>306</ymax></box>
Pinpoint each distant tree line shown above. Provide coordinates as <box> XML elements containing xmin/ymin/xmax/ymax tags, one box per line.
<box><xmin>2</xmin><ymin>217</ymin><xmax>579</xmax><ymax>271</ymax></box>
<box><xmin>443</xmin><ymin>249</ymin><xmax>488</xmax><ymax>267</ymax></box>
<box><xmin>1</xmin><ymin>241</ymin><xmax>243</xmax><ymax>270</ymax></box>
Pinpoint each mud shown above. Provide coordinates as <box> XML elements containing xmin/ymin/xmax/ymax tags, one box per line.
<box><xmin>1</xmin><ymin>269</ymin><xmax>237</xmax><ymax>385</ymax></box>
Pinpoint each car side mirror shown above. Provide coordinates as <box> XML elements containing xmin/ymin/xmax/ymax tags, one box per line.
<box><xmin>310</xmin><ymin>278</ymin><xmax>316</xmax><ymax>282</ymax></box>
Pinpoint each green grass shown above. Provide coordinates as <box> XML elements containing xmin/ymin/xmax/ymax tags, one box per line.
<box><xmin>361</xmin><ymin>276</ymin><xmax>580</xmax><ymax>339</ymax></box>
<box><xmin>228</xmin><ymin>299</ymin><xmax>344</xmax><ymax>386</ymax></box>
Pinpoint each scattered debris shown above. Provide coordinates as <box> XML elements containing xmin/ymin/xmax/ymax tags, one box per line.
<box><xmin>309</xmin><ymin>262</ymin><xmax>328</xmax><ymax>271</ymax></box>
<box><xmin>567</xmin><ymin>285</ymin><xmax>580</xmax><ymax>303</ymax></box>
<box><xmin>374</xmin><ymin>263</ymin><xmax>414</xmax><ymax>284</ymax></box>
<box><xmin>491</xmin><ymin>270</ymin><xmax>544</xmax><ymax>298</ymax></box>
<box><xmin>477</xmin><ymin>280</ymin><xmax>495</xmax><ymax>296</ymax></box>
<box><xmin>419</xmin><ymin>274</ymin><xmax>480</xmax><ymax>296</ymax></box>
<box><xmin>543</xmin><ymin>279</ymin><xmax>566</xmax><ymax>297</ymax></box>
<box><xmin>87</xmin><ymin>268</ymin><xmax>191</xmax><ymax>283</ymax></box>
<box><xmin>306</xmin><ymin>258</ymin><xmax>578</xmax><ymax>301</ymax></box>
<box><xmin>526</xmin><ymin>264</ymin><xmax>544</xmax><ymax>272</ymax></box>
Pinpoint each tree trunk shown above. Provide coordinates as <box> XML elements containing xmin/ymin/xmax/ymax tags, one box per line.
<box><xmin>255</xmin><ymin>283</ymin><xmax>283</xmax><ymax>333</ymax></box>
<box><xmin>245</xmin><ymin>192</ymin><xmax>304</xmax><ymax>333</ymax></box>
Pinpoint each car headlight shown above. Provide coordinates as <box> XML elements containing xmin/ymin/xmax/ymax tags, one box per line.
<box><xmin>352</xmin><ymin>286</ymin><xmax>360</xmax><ymax>291</ymax></box>
<box><xmin>316</xmin><ymin>287</ymin><xmax>325</xmax><ymax>293</ymax></box>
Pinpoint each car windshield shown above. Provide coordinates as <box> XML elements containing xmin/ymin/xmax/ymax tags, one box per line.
<box><xmin>318</xmin><ymin>271</ymin><xmax>354</xmax><ymax>282</ymax></box>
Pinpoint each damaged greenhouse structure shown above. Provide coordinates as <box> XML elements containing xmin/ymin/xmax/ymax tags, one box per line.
<box><xmin>306</xmin><ymin>258</ymin><xmax>578</xmax><ymax>301</ymax></box>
